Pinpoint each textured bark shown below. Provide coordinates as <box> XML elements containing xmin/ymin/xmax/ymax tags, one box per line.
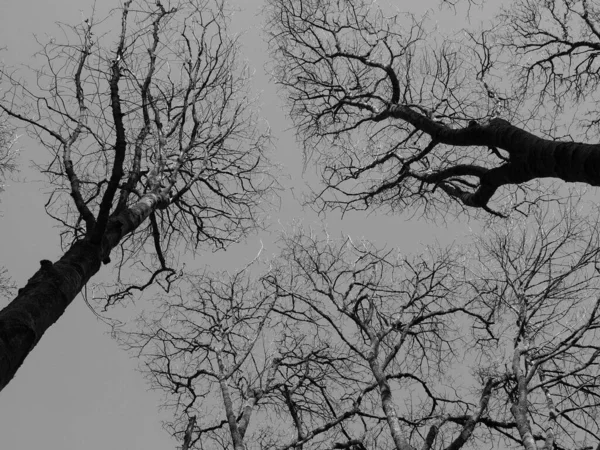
<box><xmin>445</xmin><ymin>380</ymin><xmax>494</xmax><ymax>450</ymax></box>
<box><xmin>389</xmin><ymin>106</ymin><xmax>600</xmax><ymax>207</ymax></box>
<box><xmin>218</xmin><ymin>376</ymin><xmax>246</xmax><ymax>450</ymax></box>
<box><xmin>216</xmin><ymin>351</ymin><xmax>246</xmax><ymax>450</ymax></box>
<box><xmin>510</xmin><ymin>403</ymin><xmax>537</xmax><ymax>450</ymax></box>
<box><xmin>510</xmin><ymin>347</ymin><xmax>537</xmax><ymax>450</ymax></box>
<box><xmin>238</xmin><ymin>356</ymin><xmax>279</xmax><ymax>439</ymax></box>
<box><xmin>422</xmin><ymin>416</ymin><xmax>447</xmax><ymax>450</ymax></box>
<box><xmin>369</xmin><ymin>357</ymin><xmax>414</xmax><ymax>450</ymax></box>
<box><xmin>0</xmin><ymin>191</ymin><xmax>169</xmax><ymax>392</ymax></box>
<box><xmin>539</xmin><ymin>372</ymin><xmax>556</xmax><ymax>450</ymax></box>
<box><xmin>237</xmin><ymin>396</ymin><xmax>257</xmax><ymax>440</ymax></box>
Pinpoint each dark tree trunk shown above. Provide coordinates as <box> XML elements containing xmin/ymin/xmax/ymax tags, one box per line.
<box><xmin>0</xmin><ymin>192</ymin><xmax>168</xmax><ymax>392</ymax></box>
<box><xmin>182</xmin><ymin>415</ymin><xmax>197</xmax><ymax>450</ymax></box>
<box><xmin>390</xmin><ymin>106</ymin><xmax>600</xmax><ymax>207</ymax></box>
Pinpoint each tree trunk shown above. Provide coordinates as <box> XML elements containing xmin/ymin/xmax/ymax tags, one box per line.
<box><xmin>390</xmin><ymin>106</ymin><xmax>600</xmax><ymax>207</ymax></box>
<box><xmin>509</xmin><ymin>346</ymin><xmax>537</xmax><ymax>450</ymax></box>
<box><xmin>369</xmin><ymin>358</ymin><xmax>414</xmax><ymax>450</ymax></box>
<box><xmin>182</xmin><ymin>415</ymin><xmax>197</xmax><ymax>450</ymax></box>
<box><xmin>0</xmin><ymin>192</ymin><xmax>169</xmax><ymax>392</ymax></box>
<box><xmin>510</xmin><ymin>403</ymin><xmax>538</xmax><ymax>450</ymax></box>
<box><xmin>215</xmin><ymin>350</ymin><xmax>246</xmax><ymax>450</ymax></box>
<box><xmin>218</xmin><ymin>376</ymin><xmax>246</xmax><ymax>450</ymax></box>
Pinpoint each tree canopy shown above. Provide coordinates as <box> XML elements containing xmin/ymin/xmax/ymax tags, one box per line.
<box><xmin>124</xmin><ymin>201</ymin><xmax>600</xmax><ymax>450</ymax></box>
<box><xmin>266</xmin><ymin>0</ymin><xmax>600</xmax><ymax>218</ymax></box>
<box><xmin>0</xmin><ymin>0</ymin><xmax>276</xmax><ymax>391</ymax></box>
<box><xmin>5</xmin><ymin>1</ymin><xmax>600</xmax><ymax>450</ymax></box>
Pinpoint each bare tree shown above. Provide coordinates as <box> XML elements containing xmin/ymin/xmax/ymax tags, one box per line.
<box><xmin>464</xmin><ymin>200</ymin><xmax>600</xmax><ymax>450</ymax></box>
<box><xmin>128</xmin><ymin>205</ymin><xmax>600</xmax><ymax>449</ymax></box>
<box><xmin>0</xmin><ymin>0</ymin><xmax>276</xmax><ymax>392</ymax></box>
<box><xmin>265</xmin><ymin>0</ymin><xmax>600</xmax><ymax>218</ymax></box>
<box><xmin>265</xmin><ymin>228</ymin><xmax>497</xmax><ymax>450</ymax></box>
<box><xmin>134</xmin><ymin>227</ymin><xmax>506</xmax><ymax>450</ymax></box>
<box><xmin>122</xmin><ymin>268</ymin><xmax>282</xmax><ymax>450</ymax></box>
<box><xmin>121</xmin><ymin>261</ymin><xmax>359</xmax><ymax>450</ymax></box>
<box><xmin>263</xmin><ymin>2</ymin><xmax>600</xmax><ymax>446</ymax></box>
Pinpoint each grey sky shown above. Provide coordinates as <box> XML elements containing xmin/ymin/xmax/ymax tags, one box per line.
<box><xmin>0</xmin><ymin>1</ymin><xmax>474</xmax><ymax>449</ymax></box>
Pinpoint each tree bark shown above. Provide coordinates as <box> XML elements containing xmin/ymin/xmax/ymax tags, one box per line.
<box><xmin>283</xmin><ymin>385</ymin><xmax>306</xmax><ymax>449</ymax></box>
<box><xmin>369</xmin><ymin>357</ymin><xmax>414</xmax><ymax>450</ymax></box>
<box><xmin>0</xmin><ymin>191</ymin><xmax>169</xmax><ymax>392</ymax></box>
<box><xmin>510</xmin><ymin>403</ymin><xmax>537</xmax><ymax>450</ymax></box>
<box><xmin>218</xmin><ymin>375</ymin><xmax>246</xmax><ymax>450</ymax></box>
<box><xmin>238</xmin><ymin>356</ymin><xmax>279</xmax><ymax>439</ymax></box>
<box><xmin>445</xmin><ymin>380</ymin><xmax>494</xmax><ymax>450</ymax></box>
<box><xmin>215</xmin><ymin>350</ymin><xmax>246</xmax><ymax>450</ymax></box>
<box><xmin>510</xmin><ymin>346</ymin><xmax>537</xmax><ymax>450</ymax></box>
<box><xmin>389</xmin><ymin>106</ymin><xmax>600</xmax><ymax>207</ymax></box>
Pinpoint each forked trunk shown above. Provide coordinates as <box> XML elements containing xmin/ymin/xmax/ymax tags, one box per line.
<box><xmin>391</xmin><ymin>107</ymin><xmax>600</xmax><ymax>207</ymax></box>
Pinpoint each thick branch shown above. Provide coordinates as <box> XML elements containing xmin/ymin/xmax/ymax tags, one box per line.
<box><xmin>64</xmin><ymin>23</ymin><xmax>96</xmax><ymax>231</ymax></box>
<box><xmin>182</xmin><ymin>415</ymin><xmax>197</xmax><ymax>450</ymax></box>
<box><xmin>216</xmin><ymin>351</ymin><xmax>246</xmax><ymax>450</ymax></box>
<box><xmin>369</xmin><ymin>356</ymin><xmax>414</xmax><ymax>450</ymax></box>
<box><xmin>90</xmin><ymin>1</ymin><xmax>132</xmax><ymax>244</ymax></box>
<box><xmin>238</xmin><ymin>354</ymin><xmax>280</xmax><ymax>438</ymax></box>
<box><xmin>389</xmin><ymin>107</ymin><xmax>600</xmax><ymax>207</ymax></box>
<box><xmin>283</xmin><ymin>385</ymin><xmax>306</xmax><ymax>447</ymax></box>
<box><xmin>510</xmin><ymin>346</ymin><xmax>537</xmax><ymax>450</ymax></box>
<box><xmin>444</xmin><ymin>379</ymin><xmax>494</xmax><ymax>450</ymax></box>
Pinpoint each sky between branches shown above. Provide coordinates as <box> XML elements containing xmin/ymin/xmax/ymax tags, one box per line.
<box><xmin>0</xmin><ymin>1</ymin><xmax>501</xmax><ymax>449</ymax></box>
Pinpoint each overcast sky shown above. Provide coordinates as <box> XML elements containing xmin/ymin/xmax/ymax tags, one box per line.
<box><xmin>0</xmin><ymin>1</ymin><xmax>476</xmax><ymax>449</ymax></box>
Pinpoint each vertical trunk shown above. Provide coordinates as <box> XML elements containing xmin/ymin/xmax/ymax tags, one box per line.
<box><xmin>0</xmin><ymin>240</ymin><xmax>102</xmax><ymax>392</ymax></box>
<box><xmin>218</xmin><ymin>377</ymin><xmax>246</xmax><ymax>450</ymax></box>
<box><xmin>0</xmin><ymin>192</ymin><xmax>168</xmax><ymax>392</ymax></box>
<box><xmin>283</xmin><ymin>385</ymin><xmax>306</xmax><ymax>449</ymax></box>
<box><xmin>369</xmin><ymin>358</ymin><xmax>414</xmax><ymax>450</ymax></box>
<box><xmin>237</xmin><ymin>395</ymin><xmax>258</xmax><ymax>440</ymax></box>
<box><xmin>182</xmin><ymin>415</ymin><xmax>197</xmax><ymax>450</ymax></box>
<box><xmin>216</xmin><ymin>351</ymin><xmax>246</xmax><ymax>450</ymax></box>
<box><xmin>510</xmin><ymin>403</ymin><xmax>537</xmax><ymax>450</ymax></box>
<box><xmin>237</xmin><ymin>351</ymin><xmax>281</xmax><ymax>439</ymax></box>
<box><xmin>539</xmin><ymin>373</ymin><xmax>556</xmax><ymax>450</ymax></box>
<box><xmin>422</xmin><ymin>416</ymin><xmax>446</xmax><ymax>450</ymax></box>
<box><xmin>510</xmin><ymin>347</ymin><xmax>537</xmax><ymax>450</ymax></box>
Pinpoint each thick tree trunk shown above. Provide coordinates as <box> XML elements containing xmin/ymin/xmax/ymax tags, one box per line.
<box><xmin>389</xmin><ymin>106</ymin><xmax>600</xmax><ymax>207</ymax></box>
<box><xmin>0</xmin><ymin>192</ymin><xmax>168</xmax><ymax>392</ymax></box>
<box><xmin>510</xmin><ymin>403</ymin><xmax>538</xmax><ymax>450</ymax></box>
<box><xmin>218</xmin><ymin>376</ymin><xmax>246</xmax><ymax>450</ymax></box>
